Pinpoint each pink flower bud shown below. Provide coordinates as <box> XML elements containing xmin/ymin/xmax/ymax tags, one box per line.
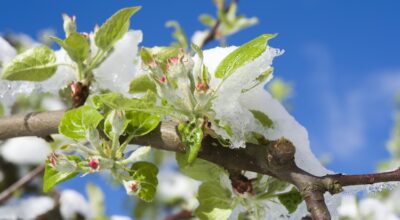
<box><xmin>168</xmin><ymin>57</ymin><xmax>179</xmax><ymax>65</ymax></box>
<box><xmin>47</xmin><ymin>153</ymin><xmax>58</xmax><ymax>168</ymax></box>
<box><xmin>196</xmin><ymin>82</ymin><xmax>208</xmax><ymax>91</ymax></box>
<box><xmin>160</xmin><ymin>75</ymin><xmax>167</xmax><ymax>83</ymax></box>
<box><xmin>148</xmin><ymin>60</ymin><xmax>158</xmax><ymax>68</ymax></box>
<box><xmin>88</xmin><ymin>158</ymin><xmax>99</xmax><ymax>170</ymax></box>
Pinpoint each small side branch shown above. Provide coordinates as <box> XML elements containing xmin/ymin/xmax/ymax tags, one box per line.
<box><xmin>325</xmin><ymin>168</ymin><xmax>400</xmax><ymax>187</ymax></box>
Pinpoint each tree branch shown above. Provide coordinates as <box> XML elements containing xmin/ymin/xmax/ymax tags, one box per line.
<box><xmin>1</xmin><ymin>110</ymin><xmax>400</xmax><ymax>220</ymax></box>
<box><xmin>0</xmin><ymin>164</ymin><xmax>45</xmax><ymax>203</ymax></box>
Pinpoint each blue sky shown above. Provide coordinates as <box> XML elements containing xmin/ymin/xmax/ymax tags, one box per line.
<box><xmin>1</xmin><ymin>0</ymin><xmax>400</xmax><ymax>217</ymax></box>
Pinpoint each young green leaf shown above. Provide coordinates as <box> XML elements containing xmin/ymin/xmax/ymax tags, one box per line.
<box><xmin>51</xmin><ymin>33</ymin><xmax>90</xmax><ymax>63</ymax></box>
<box><xmin>214</xmin><ymin>34</ymin><xmax>276</xmax><ymax>79</ymax></box>
<box><xmin>130</xmin><ymin>161</ymin><xmax>158</xmax><ymax>202</ymax></box>
<box><xmin>126</xmin><ymin>111</ymin><xmax>160</xmax><ymax>136</ymax></box>
<box><xmin>195</xmin><ymin>181</ymin><xmax>234</xmax><ymax>220</ymax></box>
<box><xmin>123</xmin><ymin>146</ymin><xmax>151</xmax><ymax>164</ymax></box>
<box><xmin>2</xmin><ymin>46</ymin><xmax>57</xmax><ymax>81</ymax></box>
<box><xmin>43</xmin><ymin>159</ymin><xmax>79</xmax><ymax>193</ymax></box>
<box><xmin>249</xmin><ymin>109</ymin><xmax>273</xmax><ymax>128</ymax></box>
<box><xmin>176</xmin><ymin>153</ymin><xmax>225</xmax><ymax>182</ymax></box>
<box><xmin>140</xmin><ymin>47</ymin><xmax>180</xmax><ymax>71</ymax></box>
<box><xmin>178</xmin><ymin>121</ymin><xmax>204</xmax><ymax>164</ymax></box>
<box><xmin>277</xmin><ymin>187</ymin><xmax>303</xmax><ymax>214</ymax></box>
<box><xmin>129</xmin><ymin>74</ymin><xmax>157</xmax><ymax>94</ymax></box>
<box><xmin>199</xmin><ymin>14</ymin><xmax>217</xmax><ymax>27</ymax></box>
<box><xmin>59</xmin><ymin>105</ymin><xmax>104</xmax><ymax>140</ymax></box>
<box><xmin>95</xmin><ymin>6</ymin><xmax>141</xmax><ymax>50</ymax></box>
<box><xmin>166</xmin><ymin>20</ymin><xmax>188</xmax><ymax>49</ymax></box>
<box><xmin>241</xmin><ymin>67</ymin><xmax>273</xmax><ymax>93</ymax></box>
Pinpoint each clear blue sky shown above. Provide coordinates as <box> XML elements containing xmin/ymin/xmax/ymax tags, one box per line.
<box><xmin>1</xmin><ymin>0</ymin><xmax>400</xmax><ymax>217</ymax></box>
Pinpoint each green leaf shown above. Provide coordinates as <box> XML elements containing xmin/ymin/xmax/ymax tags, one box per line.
<box><xmin>51</xmin><ymin>33</ymin><xmax>90</xmax><ymax>63</ymax></box>
<box><xmin>129</xmin><ymin>74</ymin><xmax>157</xmax><ymax>94</ymax></box>
<box><xmin>123</xmin><ymin>146</ymin><xmax>151</xmax><ymax>164</ymax></box>
<box><xmin>2</xmin><ymin>46</ymin><xmax>57</xmax><ymax>81</ymax></box>
<box><xmin>176</xmin><ymin>153</ymin><xmax>225</xmax><ymax>182</ymax></box>
<box><xmin>131</xmin><ymin>161</ymin><xmax>158</xmax><ymax>202</ymax></box>
<box><xmin>241</xmin><ymin>68</ymin><xmax>273</xmax><ymax>93</ymax></box>
<box><xmin>178</xmin><ymin>121</ymin><xmax>204</xmax><ymax>164</ymax></box>
<box><xmin>277</xmin><ymin>187</ymin><xmax>303</xmax><ymax>214</ymax></box>
<box><xmin>59</xmin><ymin>105</ymin><xmax>104</xmax><ymax>140</ymax></box>
<box><xmin>126</xmin><ymin>111</ymin><xmax>160</xmax><ymax>136</ymax></box>
<box><xmin>195</xmin><ymin>181</ymin><xmax>233</xmax><ymax>220</ymax></box>
<box><xmin>214</xmin><ymin>34</ymin><xmax>276</xmax><ymax>79</ymax></box>
<box><xmin>199</xmin><ymin>14</ymin><xmax>216</xmax><ymax>27</ymax></box>
<box><xmin>95</xmin><ymin>6</ymin><xmax>141</xmax><ymax>50</ymax></box>
<box><xmin>166</xmin><ymin>20</ymin><xmax>188</xmax><ymax>49</ymax></box>
<box><xmin>86</xmin><ymin>183</ymin><xmax>107</xmax><ymax>220</ymax></box>
<box><xmin>249</xmin><ymin>110</ymin><xmax>273</xmax><ymax>128</ymax></box>
<box><xmin>43</xmin><ymin>159</ymin><xmax>79</xmax><ymax>193</ymax></box>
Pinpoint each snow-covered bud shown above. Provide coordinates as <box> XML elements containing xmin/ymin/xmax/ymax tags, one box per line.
<box><xmin>62</xmin><ymin>14</ymin><xmax>76</xmax><ymax>37</ymax></box>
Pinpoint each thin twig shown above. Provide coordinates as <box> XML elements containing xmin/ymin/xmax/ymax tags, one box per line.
<box><xmin>199</xmin><ymin>0</ymin><xmax>238</xmax><ymax>48</ymax></box>
<box><xmin>326</xmin><ymin>168</ymin><xmax>400</xmax><ymax>187</ymax></box>
<box><xmin>0</xmin><ymin>164</ymin><xmax>45</xmax><ymax>203</ymax></box>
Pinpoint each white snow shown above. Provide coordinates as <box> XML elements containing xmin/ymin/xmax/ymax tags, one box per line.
<box><xmin>1</xmin><ymin>137</ymin><xmax>52</xmax><ymax>165</ymax></box>
<box><xmin>93</xmin><ymin>30</ymin><xmax>142</xmax><ymax>95</ymax></box>
<box><xmin>337</xmin><ymin>195</ymin><xmax>400</xmax><ymax>220</ymax></box>
<box><xmin>199</xmin><ymin>45</ymin><xmax>343</xmax><ymax>218</ymax></box>
<box><xmin>0</xmin><ymin>196</ymin><xmax>54</xmax><ymax>219</ymax></box>
<box><xmin>157</xmin><ymin>171</ymin><xmax>200</xmax><ymax>209</ymax></box>
<box><xmin>59</xmin><ymin>189</ymin><xmax>92</xmax><ymax>219</ymax></box>
<box><xmin>191</xmin><ymin>30</ymin><xmax>209</xmax><ymax>47</ymax></box>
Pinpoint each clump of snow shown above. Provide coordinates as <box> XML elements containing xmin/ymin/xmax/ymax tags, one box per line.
<box><xmin>41</xmin><ymin>96</ymin><xmax>66</xmax><ymax>111</ymax></box>
<box><xmin>59</xmin><ymin>189</ymin><xmax>92</xmax><ymax>219</ymax></box>
<box><xmin>0</xmin><ymin>196</ymin><xmax>54</xmax><ymax>219</ymax></box>
<box><xmin>191</xmin><ymin>30</ymin><xmax>209</xmax><ymax>47</ymax></box>
<box><xmin>1</xmin><ymin>137</ymin><xmax>52</xmax><ymax>165</ymax></box>
<box><xmin>111</xmin><ymin>215</ymin><xmax>133</xmax><ymax>220</ymax></box>
<box><xmin>200</xmin><ymin>46</ymin><xmax>330</xmax><ymax>176</ymax></box>
<box><xmin>157</xmin><ymin>170</ymin><xmax>200</xmax><ymax>209</ymax></box>
<box><xmin>199</xmin><ymin>45</ymin><xmax>343</xmax><ymax>218</ymax></box>
<box><xmin>93</xmin><ymin>30</ymin><xmax>142</xmax><ymax>95</ymax></box>
<box><xmin>337</xmin><ymin>195</ymin><xmax>400</xmax><ymax>220</ymax></box>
